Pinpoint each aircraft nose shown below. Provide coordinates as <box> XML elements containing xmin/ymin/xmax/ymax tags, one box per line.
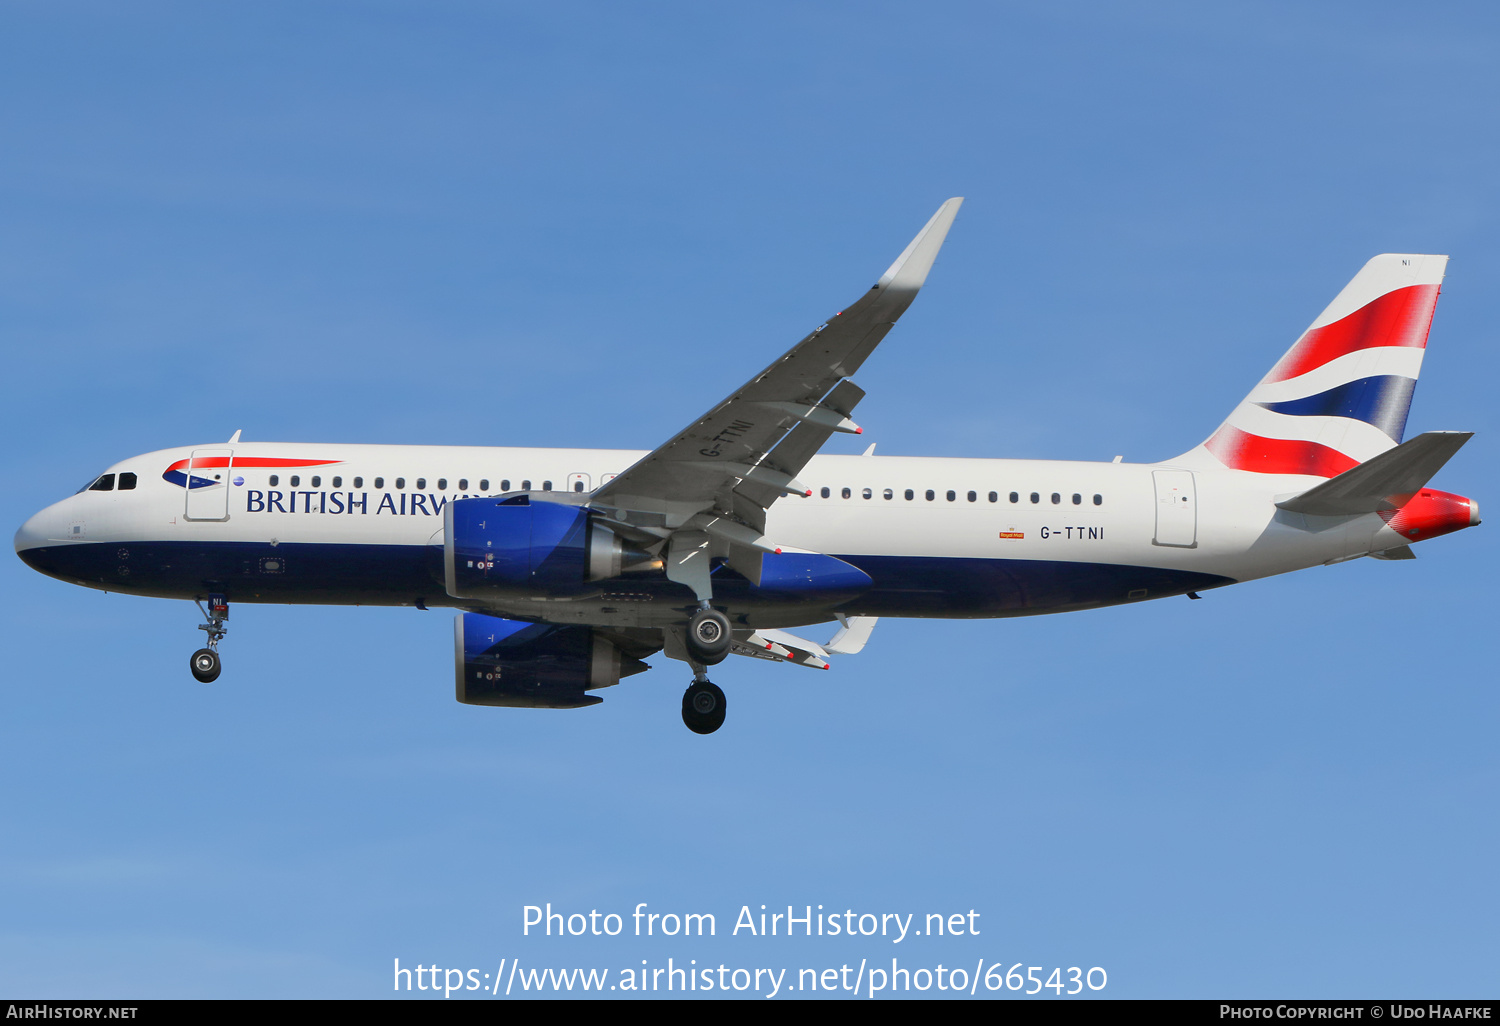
<box><xmin>14</xmin><ymin>509</ymin><xmax>50</xmax><ymax>555</ymax></box>
<box><xmin>14</xmin><ymin>502</ymin><xmax>87</xmax><ymax>582</ymax></box>
<box><xmin>14</xmin><ymin>504</ymin><xmax>70</xmax><ymax>577</ymax></box>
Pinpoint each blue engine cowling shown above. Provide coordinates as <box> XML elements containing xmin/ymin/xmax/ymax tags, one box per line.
<box><xmin>443</xmin><ymin>495</ymin><xmax>870</xmax><ymax>604</ymax></box>
<box><xmin>445</xmin><ymin>496</ymin><xmax>633</xmax><ymax>599</ymax></box>
<box><xmin>455</xmin><ymin>613</ymin><xmax>649</xmax><ymax>709</ymax></box>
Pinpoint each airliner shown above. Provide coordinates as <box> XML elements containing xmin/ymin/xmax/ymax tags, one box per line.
<box><xmin>13</xmin><ymin>199</ymin><xmax>1479</xmax><ymax>733</ymax></box>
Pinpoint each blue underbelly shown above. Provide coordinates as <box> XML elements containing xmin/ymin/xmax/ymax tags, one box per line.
<box><xmin>17</xmin><ymin>540</ymin><xmax>1235</xmax><ymax>616</ymax></box>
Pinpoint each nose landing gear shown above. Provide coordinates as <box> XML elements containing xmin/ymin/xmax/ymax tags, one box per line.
<box><xmin>190</xmin><ymin>594</ymin><xmax>228</xmax><ymax>683</ymax></box>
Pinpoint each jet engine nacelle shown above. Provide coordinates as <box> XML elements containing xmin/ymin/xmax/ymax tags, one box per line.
<box><xmin>455</xmin><ymin>612</ymin><xmax>650</xmax><ymax>709</ymax></box>
<box><xmin>444</xmin><ymin>496</ymin><xmax>649</xmax><ymax>600</ymax></box>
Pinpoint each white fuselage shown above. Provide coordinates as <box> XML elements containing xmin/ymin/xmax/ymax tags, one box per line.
<box><xmin>15</xmin><ymin>441</ymin><xmax>1421</xmax><ymax>630</ymax></box>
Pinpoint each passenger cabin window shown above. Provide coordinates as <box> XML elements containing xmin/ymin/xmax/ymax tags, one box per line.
<box><xmin>862</xmin><ymin>488</ymin><xmax>872</xmax><ymax>499</ymax></box>
<box><xmin>290</xmin><ymin>475</ymin><xmax>300</xmax><ymax>487</ymax></box>
<box><xmin>988</xmin><ymin>491</ymin><xmax>997</xmax><ymax>503</ymax></box>
<box><xmin>89</xmin><ymin>474</ymin><xmax>116</xmax><ymax>492</ymax></box>
<box><xmin>1072</xmin><ymin>493</ymin><xmax>1082</xmax><ymax>505</ymax></box>
<box><xmin>311</xmin><ymin>476</ymin><xmax>321</xmax><ymax>487</ymax></box>
<box><xmin>521</xmin><ymin>480</ymin><xmax>531</xmax><ymax>491</ymax></box>
<box><xmin>416</xmin><ymin>478</ymin><xmax>426</xmax><ymax>490</ymax></box>
<box><xmin>967</xmin><ymin>491</ymin><xmax>977</xmax><ymax>502</ymax></box>
<box><xmin>1009</xmin><ymin>492</ymin><xmax>1019</xmax><ymax>503</ymax></box>
<box><xmin>118</xmin><ymin>472</ymin><xmax>137</xmax><ymax>490</ymax></box>
<box><xmin>543</xmin><ymin>480</ymin><xmax>553</xmax><ymax>491</ymax></box>
<box><xmin>821</xmin><ymin>487</ymin><xmax>830</xmax><ymax>498</ymax></box>
<box><xmin>269</xmin><ymin>475</ymin><xmax>279</xmax><ymax>486</ymax></box>
<box><xmin>883</xmin><ymin>488</ymin><xmax>893</xmax><ymax>500</ymax></box>
<box><xmin>574</xmin><ymin>480</ymin><xmax>584</xmax><ymax>492</ymax></box>
<box><xmin>497</xmin><ymin>479</ymin><xmax>507</xmax><ymax>491</ymax></box>
<box><xmin>395</xmin><ymin>478</ymin><xmax>405</xmax><ymax>489</ymax></box>
<box><xmin>480</xmin><ymin>479</ymin><xmax>491</xmax><ymax>491</ymax></box>
<box><xmin>842</xmin><ymin>487</ymin><xmax>851</xmax><ymax>499</ymax></box>
<box><xmin>332</xmin><ymin>476</ymin><xmax>342</xmax><ymax>487</ymax></box>
<box><xmin>374</xmin><ymin>477</ymin><xmax>385</xmax><ymax>489</ymax></box>
<box><xmin>458</xmin><ymin>479</ymin><xmax>468</xmax><ymax>490</ymax></box>
<box><xmin>905</xmin><ymin>489</ymin><xmax>914</xmax><ymax>500</ymax></box>
<box><xmin>1094</xmin><ymin>494</ymin><xmax>1103</xmax><ymax>505</ymax></box>
<box><xmin>437</xmin><ymin>478</ymin><xmax>447</xmax><ymax>490</ymax></box>
<box><xmin>946</xmin><ymin>490</ymin><xmax>956</xmax><ymax>502</ymax></box>
<box><xmin>925</xmin><ymin>490</ymin><xmax>935</xmax><ymax>501</ymax></box>
<box><xmin>1051</xmin><ymin>492</ymin><xmax>1061</xmax><ymax>504</ymax></box>
<box><xmin>1030</xmin><ymin>492</ymin><xmax>1040</xmax><ymax>504</ymax></box>
<box><xmin>353</xmin><ymin>477</ymin><xmax>363</xmax><ymax>488</ymax></box>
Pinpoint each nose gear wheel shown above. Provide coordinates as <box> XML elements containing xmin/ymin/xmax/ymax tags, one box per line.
<box><xmin>190</xmin><ymin>648</ymin><xmax>221</xmax><ymax>683</ymax></box>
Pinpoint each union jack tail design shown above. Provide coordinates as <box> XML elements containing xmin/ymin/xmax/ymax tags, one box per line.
<box><xmin>1175</xmin><ymin>254</ymin><xmax>1447</xmax><ymax>477</ymax></box>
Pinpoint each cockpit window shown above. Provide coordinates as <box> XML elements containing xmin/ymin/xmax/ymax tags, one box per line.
<box><xmin>88</xmin><ymin>474</ymin><xmax>116</xmax><ymax>492</ymax></box>
<box><xmin>118</xmin><ymin>472</ymin><xmax>137</xmax><ymax>491</ymax></box>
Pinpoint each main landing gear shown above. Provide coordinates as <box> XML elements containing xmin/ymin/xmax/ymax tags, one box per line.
<box><xmin>682</xmin><ymin>678</ymin><xmax>726</xmax><ymax>735</ymax></box>
<box><xmin>678</xmin><ymin>604</ymin><xmax>731</xmax><ymax>734</ymax></box>
<box><xmin>686</xmin><ymin>607</ymin><xmax>731</xmax><ymax>665</ymax></box>
<box><xmin>190</xmin><ymin>594</ymin><xmax>228</xmax><ymax>683</ymax></box>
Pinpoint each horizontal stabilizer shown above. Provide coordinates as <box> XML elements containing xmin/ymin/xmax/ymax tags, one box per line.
<box><xmin>1276</xmin><ymin>431</ymin><xmax>1473</xmax><ymax>516</ymax></box>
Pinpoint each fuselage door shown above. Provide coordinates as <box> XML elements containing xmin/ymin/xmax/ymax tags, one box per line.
<box><xmin>1152</xmin><ymin>469</ymin><xmax>1196</xmax><ymax>547</ymax></box>
<box><xmin>184</xmin><ymin>448</ymin><xmax>234</xmax><ymax>522</ymax></box>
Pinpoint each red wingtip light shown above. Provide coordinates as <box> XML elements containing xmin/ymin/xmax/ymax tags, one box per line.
<box><xmin>855</xmin><ymin>427</ymin><xmax>863</xmax><ymax>434</ymax></box>
<box><xmin>774</xmin><ymin>547</ymin><xmax>782</xmax><ymax>554</ymax></box>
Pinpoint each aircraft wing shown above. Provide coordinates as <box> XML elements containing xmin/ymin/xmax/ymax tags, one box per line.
<box><xmin>592</xmin><ymin>198</ymin><xmax>963</xmax><ymax>552</ymax></box>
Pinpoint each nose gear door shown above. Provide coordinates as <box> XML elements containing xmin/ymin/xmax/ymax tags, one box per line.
<box><xmin>184</xmin><ymin>448</ymin><xmax>234</xmax><ymax>521</ymax></box>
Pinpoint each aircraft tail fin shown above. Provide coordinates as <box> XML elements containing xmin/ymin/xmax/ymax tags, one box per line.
<box><xmin>1172</xmin><ymin>254</ymin><xmax>1447</xmax><ymax>477</ymax></box>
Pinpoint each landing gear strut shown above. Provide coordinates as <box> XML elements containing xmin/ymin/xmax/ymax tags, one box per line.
<box><xmin>190</xmin><ymin>594</ymin><xmax>228</xmax><ymax>683</ymax></box>
<box><xmin>682</xmin><ymin>678</ymin><xmax>726</xmax><ymax>735</ymax></box>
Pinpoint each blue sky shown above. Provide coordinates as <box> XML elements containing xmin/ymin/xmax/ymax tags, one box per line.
<box><xmin>2</xmin><ymin>1</ymin><xmax>1497</xmax><ymax>998</ymax></box>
